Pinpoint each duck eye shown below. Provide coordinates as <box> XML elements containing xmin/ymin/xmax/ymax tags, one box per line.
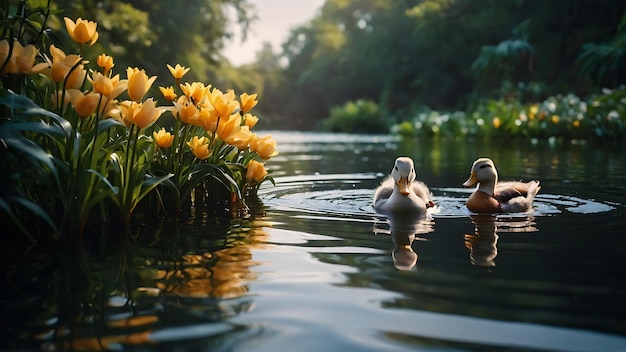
<box><xmin>394</xmin><ymin>166</ymin><xmax>398</xmax><ymax>171</ymax></box>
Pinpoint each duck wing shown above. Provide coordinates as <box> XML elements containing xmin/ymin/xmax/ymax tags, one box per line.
<box><xmin>493</xmin><ymin>181</ymin><xmax>526</xmax><ymax>203</ymax></box>
<box><xmin>496</xmin><ymin>181</ymin><xmax>541</xmax><ymax>212</ymax></box>
<box><xmin>373</xmin><ymin>177</ymin><xmax>394</xmax><ymax>202</ymax></box>
<box><xmin>411</xmin><ymin>180</ymin><xmax>434</xmax><ymax>207</ymax></box>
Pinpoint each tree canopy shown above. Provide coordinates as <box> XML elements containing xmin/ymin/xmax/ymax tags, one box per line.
<box><xmin>257</xmin><ymin>0</ymin><xmax>626</xmax><ymax>129</ymax></box>
<box><xmin>22</xmin><ymin>0</ymin><xmax>626</xmax><ymax>130</ymax></box>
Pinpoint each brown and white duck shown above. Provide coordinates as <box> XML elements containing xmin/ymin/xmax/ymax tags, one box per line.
<box><xmin>463</xmin><ymin>158</ymin><xmax>540</xmax><ymax>213</ymax></box>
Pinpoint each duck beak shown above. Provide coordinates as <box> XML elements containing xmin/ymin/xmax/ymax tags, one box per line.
<box><xmin>463</xmin><ymin>171</ymin><xmax>478</xmax><ymax>187</ymax></box>
<box><xmin>397</xmin><ymin>177</ymin><xmax>411</xmax><ymax>195</ymax></box>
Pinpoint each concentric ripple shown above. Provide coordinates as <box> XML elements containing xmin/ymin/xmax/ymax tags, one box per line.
<box><xmin>259</xmin><ymin>174</ymin><xmax>618</xmax><ymax>219</ymax></box>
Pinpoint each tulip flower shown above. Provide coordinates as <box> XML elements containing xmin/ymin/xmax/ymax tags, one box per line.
<box><xmin>187</xmin><ymin>136</ymin><xmax>211</xmax><ymax>160</ymax></box>
<box><xmin>250</xmin><ymin>134</ymin><xmax>278</xmax><ymax>160</ymax></box>
<box><xmin>64</xmin><ymin>17</ymin><xmax>99</xmax><ymax>45</ymax></box>
<box><xmin>0</xmin><ymin>40</ymin><xmax>16</xmax><ymax>75</ymax></box>
<box><xmin>180</xmin><ymin>81</ymin><xmax>209</xmax><ymax>105</ymax></box>
<box><xmin>167</xmin><ymin>64</ymin><xmax>190</xmax><ymax>80</ymax></box>
<box><xmin>90</xmin><ymin>72</ymin><xmax>127</xmax><ymax>99</ymax></box>
<box><xmin>126</xmin><ymin>67</ymin><xmax>157</xmax><ymax>102</ymax></box>
<box><xmin>224</xmin><ymin>125</ymin><xmax>253</xmax><ymax>149</ymax></box>
<box><xmin>122</xmin><ymin>99</ymin><xmax>163</xmax><ymax>129</ymax></box>
<box><xmin>153</xmin><ymin>128</ymin><xmax>174</xmax><ymax>148</ymax></box>
<box><xmin>173</xmin><ymin>96</ymin><xmax>200</xmax><ymax>124</ymax></box>
<box><xmin>216</xmin><ymin>113</ymin><xmax>242</xmax><ymax>141</ymax></box>
<box><xmin>159</xmin><ymin>86</ymin><xmax>177</xmax><ymax>101</ymax></box>
<box><xmin>239</xmin><ymin>93</ymin><xmax>258</xmax><ymax>113</ymax></box>
<box><xmin>243</xmin><ymin>113</ymin><xmax>259</xmax><ymax>129</ymax></box>
<box><xmin>209</xmin><ymin>88</ymin><xmax>239</xmax><ymax>118</ymax></box>
<box><xmin>32</xmin><ymin>44</ymin><xmax>84</xmax><ymax>85</ymax></box>
<box><xmin>193</xmin><ymin>106</ymin><xmax>219</xmax><ymax>132</ymax></box>
<box><xmin>96</xmin><ymin>53</ymin><xmax>114</xmax><ymax>75</ymax></box>
<box><xmin>0</xmin><ymin>40</ymin><xmax>38</xmax><ymax>75</ymax></box>
<box><xmin>246</xmin><ymin>160</ymin><xmax>268</xmax><ymax>185</ymax></box>
<box><xmin>67</xmin><ymin>89</ymin><xmax>101</xmax><ymax>118</ymax></box>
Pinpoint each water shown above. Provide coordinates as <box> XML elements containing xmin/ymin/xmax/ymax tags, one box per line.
<box><xmin>3</xmin><ymin>132</ymin><xmax>626</xmax><ymax>351</ymax></box>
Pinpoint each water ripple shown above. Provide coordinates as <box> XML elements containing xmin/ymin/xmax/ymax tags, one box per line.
<box><xmin>259</xmin><ymin>174</ymin><xmax>617</xmax><ymax>219</ymax></box>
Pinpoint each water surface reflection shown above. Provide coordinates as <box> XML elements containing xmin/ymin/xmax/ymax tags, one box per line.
<box><xmin>4</xmin><ymin>132</ymin><xmax>626</xmax><ymax>351</ymax></box>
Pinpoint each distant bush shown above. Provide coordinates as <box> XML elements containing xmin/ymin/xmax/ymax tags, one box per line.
<box><xmin>321</xmin><ymin>99</ymin><xmax>390</xmax><ymax>134</ymax></box>
<box><xmin>392</xmin><ymin>86</ymin><xmax>626</xmax><ymax>141</ymax></box>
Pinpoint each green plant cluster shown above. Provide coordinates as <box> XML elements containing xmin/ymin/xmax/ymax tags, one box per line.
<box><xmin>0</xmin><ymin>1</ymin><xmax>276</xmax><ymax>241</ymax></box>
<box><xmin>320</xmin><ymin>99</ymin><xmax>389</xmax><ymax>133</ymax></box>
<box><xmin>392</xmin><ymin>87</ymin><xmax>626</xmax><ymax>141</ymax></box>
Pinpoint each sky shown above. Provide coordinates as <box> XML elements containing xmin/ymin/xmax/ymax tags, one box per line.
<box><xmin>222</xmin><ymin>0</ymin><xmax>325</xmax><ymax>66</ymax></box>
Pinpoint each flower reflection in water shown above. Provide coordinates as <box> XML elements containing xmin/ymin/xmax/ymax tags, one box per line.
<box><xmin>464</xmin><ymin>214</ymin><xmax>538</xmax><ymax>267</ymax></box>
<box><xmin>23</xmin><ymin>216</ymin><xmax>271</xmax><ymax>351</ymax></box>
<box><xmin>374</xmin><ymin>214</ymin><xmax>435</xmax><ymax>271</ymax></box>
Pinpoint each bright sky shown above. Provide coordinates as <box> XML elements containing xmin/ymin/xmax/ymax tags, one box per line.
<box><xmin>223</xmin><ymin>0</ymin><xmax>325</xmax><ymax>66</ymax></box>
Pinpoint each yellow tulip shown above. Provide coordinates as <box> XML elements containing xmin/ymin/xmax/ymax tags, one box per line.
<box><xmin>90</xmin><ymin>72</ymin><xmax>127</xmax><ymax>99</ymax></box>
<box><xmin>246</xmin><ymin>160</ymin><xmax>268</xmax><ymax>185</ymax></box>
<box><xmin>153</xmin><ymin>128</ymin><xmax>174</xmax><ymax>148</ymax></box>
<box><xmin>209</xmin><ymin>88</ymin><xmax>239</xmax><ymax>118</ymax></box>
<box><xmin>0</xmin><ymin>40</ymin><xmax>39</xmax><ymax>75</ymax></box>
<box><xmin>250</xmin><ymin>134</ymin><xmax>278</xmax><ymax>160</ymax></box>
<box><xmin>239</xmin><ymin>93</ymin><xmax>258</xmax><ymax>113</ymax></box>
<box><xmin>159</xmin><ymin>86</ymin><xmax>177</xmax><ymax>101</ymax></box>
<box><xmin>216</xmin><ymin>113</ymin><xmax>242</xmax><ymax>141</ymax></box>
<box><xmin>573</xmin><ymin>120</ymin><xmax>581</xmax><ymax>128</ymax></box>
<box><xmin>96</xmin><ymin>53</ymin><xmax>114</xmax><ymax>75</ymax></box>
<box><xmin>16</xmin><ymin>44</ymin><xmax>38</xmax><ymax>75</ymax></box>
<box><xmin>126</xmin><ymin>67</ymin><xmax>157</xmax><ymax>102</ymax></box>
<box><xmin>193</xmin><ymin>106</ymin><xmax>219</xmax><ymax>132</ymax></box>
<box><xmin>224</xmin><ymin>125</ymin><xmax>253</xmax><ymax>149</ymax></box>
<box><xmin>64</xmin><ymin>17</ymin><xmax>99</xmax><ymax>45</ymax></box>
<box><xmin>173</xmin><ymin>96</ymin><xmax>200</xmax><ymax>124</ymax></box>
<box><xmin>32</xmin><ymin>44</ymin><xmax>84</xmax><ymax>85</ymax></box>
<box><xmin>123</xmin><ymin>99</ymin><xmax>163</xmax><ymax>129</ymax></box>
<box><xmin>187</xmin><ymin>136</ymin><xmax>211</xmax><ymax>160</ymax></box>
<box><xmin>67</xmin><ymin>89</ymin><xmax>101</xmax><ymax>118</ymax></box>
<box><xmin>180</xmin><ymin>81</ymin><xmax>209</xmax><ymax>105</ymax></box>
<box><xmin>167</xmin><ymin>64</ymin><xmax>190</xmax><ymax>79</ymax></box>
<box><xmin>243</xmin><ymin>113</ymin><xmax>259</xmax><ymax>129</ymax></box>
<box><xmin>0</xmin><ymin>40</ymin><xmax>16</xmax><ymax>74</ymax></box>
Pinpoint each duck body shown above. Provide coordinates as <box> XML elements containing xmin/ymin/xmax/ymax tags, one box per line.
<box><xmin>373</xmin><ymin>157</ymin><xmax>435</xmax><ymax>215</ymax></box>
<box><xmin>463</xmin><ymin>158</ymin><xmax>540</xmax><ymax>213</ymax></box>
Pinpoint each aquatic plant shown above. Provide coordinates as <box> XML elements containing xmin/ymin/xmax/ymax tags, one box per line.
<box><xmin>0</xmin><ymin>1</ymin><xmax>276</xmax><ymax>239</ymax></box>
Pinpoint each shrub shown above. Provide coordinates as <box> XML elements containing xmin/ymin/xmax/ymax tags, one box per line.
<box><xmin>321</xmin><ymin>99</ymin><xmax>389</xmax><ymax>134</ymax></box>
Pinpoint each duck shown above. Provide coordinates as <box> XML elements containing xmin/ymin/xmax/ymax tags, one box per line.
<box><xmin>373</xmin><ymin>157</ymin><xmax>435</xmax><ymax>214</ymax></box>
<box><xmin>462</xmin><ymin>157</ymin><xmax>540</xmax><ymax>213</ymax></box>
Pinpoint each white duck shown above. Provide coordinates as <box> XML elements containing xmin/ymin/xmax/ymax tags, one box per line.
<box><xmin>463</xmin><ymin>157</ymin><xmax>541</xmax><ymax>213</ymax></box>
<box><xmin>373</xmin><ymin>157</ymin><xmax>435</xmax><ymax>214</ymax></box>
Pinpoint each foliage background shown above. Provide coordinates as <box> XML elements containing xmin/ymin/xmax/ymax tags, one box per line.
<box><xmin>27</xmin><ymin>0</ymin><xmax>626</xmax><ymax>132</ymax></box>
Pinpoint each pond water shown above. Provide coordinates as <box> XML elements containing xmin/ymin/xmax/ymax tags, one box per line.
<box><xmin>3</xmin><ymin>132</ymin><xmax>626</xmax><ymax>351</ymax></box>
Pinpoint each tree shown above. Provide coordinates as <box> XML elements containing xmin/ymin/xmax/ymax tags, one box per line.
<box><xmin>51</xmin><ymin>0</ymin><xmax>256</xmax><ymax>86</ymax></box>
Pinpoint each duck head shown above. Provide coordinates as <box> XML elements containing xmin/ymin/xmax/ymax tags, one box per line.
<box><xmin>392</xmin><ymin>157</ymin><xmax>416</xmax><ymax>195</ymax></box>
<box><xmin>463</xmin><ymin>158</ymin><xmax>498</xmax><ymax>191</ymax></box>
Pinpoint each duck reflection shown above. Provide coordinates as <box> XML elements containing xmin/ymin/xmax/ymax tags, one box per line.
<box><xmin>374</xmin><ymin>213</ymin><xmax>434</xmax><ymax>271</ymax></box>
<box><xmin>464</xmin><ymin>214</ymin><xmax>538</xmax><ymax>267</ymax></box>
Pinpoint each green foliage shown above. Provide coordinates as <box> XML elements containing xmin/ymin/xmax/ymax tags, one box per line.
<box><xmin>320</xmin><ymin>99</ymin><xmax>388</xmax><ymax>133</ymax></box>
<box><xmin>50</xmin><ymin>0</ymin><xmax>256</xmax><ymax>86</ymax></box>
<box><xmin>577</xmin><ymin>12</ymin><xmax>626</xmax><ymax>88</ymax></box>
<box><xmin>392</xmin><ymin>87</ymin><xmax>626</xmax><ymax>141</ymax></box>
<box><xmin>258</xmin><ymin>0</ymin><xmax>626</xmax><ymax>130</ymax></box>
